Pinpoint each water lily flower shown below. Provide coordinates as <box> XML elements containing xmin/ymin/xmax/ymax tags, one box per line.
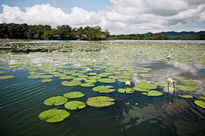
<box><xmin>125</xmin><ymin>81</ymin><xmax>131</xmax><ymax>86</ymax></box>
<box><xmin>167</xmin><ymin>78</ymin><xmax>175</xmax><ymax>83</ymax></box>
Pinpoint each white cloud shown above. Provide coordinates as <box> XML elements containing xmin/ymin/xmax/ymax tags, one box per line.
<box><xmin>0</xmin><ymin>0</ymin><xmax>205</xmax><ymax>34</ymax></box>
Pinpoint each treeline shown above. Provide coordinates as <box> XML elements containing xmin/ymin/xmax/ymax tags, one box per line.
<box><xmin>163</xmin><ymin>31</ymin><xmax>205</xmax><ymax>40</ymax></box>
<box><xmin>0</xmin><ymin>23</ymin><xmax>109</xmax><ymax>40</ymax></box>
<box><xmin>110</xmin><ymin>33</ymin><xmax>168</xmax><ymax>40</ymax></box>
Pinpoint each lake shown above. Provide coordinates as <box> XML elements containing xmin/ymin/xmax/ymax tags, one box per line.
<box><xmin>0</xmin><ymin>41</ymin><xmax>205</xmax><ymax>136</ymax></box>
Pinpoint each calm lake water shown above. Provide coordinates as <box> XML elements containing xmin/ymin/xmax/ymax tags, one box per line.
<box><xmin>0</xmin><ymin>41</ymin><xmax>205</xmax><ymax>136</ymax></box>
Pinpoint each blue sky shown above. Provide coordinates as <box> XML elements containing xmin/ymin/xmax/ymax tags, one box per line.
<box><xmin>0</xmin><ymin>0</ymin><xmax>205</xmax><ymax>34</ymax></box>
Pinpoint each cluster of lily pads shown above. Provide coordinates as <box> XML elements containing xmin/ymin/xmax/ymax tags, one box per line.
<box><xmin>0</xmin><ymin>41</ymin><xmax>205</xmax><ymax>123</ymax></box>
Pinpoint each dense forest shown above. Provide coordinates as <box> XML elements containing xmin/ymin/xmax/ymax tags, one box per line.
<box><xmin>0</xmin><ymin>23</ymin><xmax>204</xmax><ymax>40</ymax></box>
<box><xmin>0</xmin><ymin>23</ymin><xmax>109</xmax><ymax>40</ymax></box>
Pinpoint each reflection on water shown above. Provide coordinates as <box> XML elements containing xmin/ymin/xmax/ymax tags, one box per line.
<box><xmin>0</xmin><ymin>41</ymin><xmax>205</xmax><ymax>136</ymax></box>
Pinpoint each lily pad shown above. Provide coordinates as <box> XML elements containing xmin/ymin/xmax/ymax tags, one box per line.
<box><xmin>146</xmin><ymin>90</ymin><xmax>163</xmax><ymax>96</ymax></box>
<box><xmin>93</xmin><ymin>85</ymin><xmax>115</xmax><ymax>93</ymax></box>
<box><xmin>97</xmin><ymin>73</ymin><xmax>110</xmax><ymax>77</ymax></box>
<box><xmin>86</xmin><ymin>96</ymin><xmax>115</xmax><ymax>107</ymax></box>
<box><xmin>118</xmin><ymin>88</ymin><xmax>135</xmax><ymax>93</ymax></box>
<box><xmin>181</xmin><ymin>80</ymin><xmax>198</xmax><ymax>85</ymax></box>
<box><xmin>88</xmin><ymin>73</ymin><xmax>97</xmax><ymax>75</ymax></box>
<box><xmin>61</xmin><ymin>80</ymin><xmax>81</xmax><ymax>86</ymax></box>
<box><xmin>194</xmin><ymin>100</ymin><xmax>205</xmax><ymax>108</ymax></box>
<box><xmin>64</xmin><ymin>101</ymin><xmax>86</xmax><ymax>110</ymax></box>
<box><xmin>0</xmin><ymin>75</ymin><xmax>14</xmax><ymax>79</ymax></box>
<box><xmin>199</xmin><ymin>96</ymin><xmax>205</xmax><ymax>100</ymax></box>
<box><xmin>0</xmin><ymin>71</ymin><xmax>5</xmax><ymax>73</ymax></box>
<box><xmin>80</xmin><ymin>83</ymin><xmax>95</xmax><ymax>87</ymax></box>
<box><xmin>139</xmin><ymin>74</ymin><xmax>153</xmax><ymax>77</ymax></box>
<box><xmin>98</xmin><ymin>78</ymin><xmax>116</xmax><ymax>83</ymax></box>
<box><xmin>178</xmin><ymin>94</ymin><xmax>193</xmax><ymax>99</ymax></box>
<box><xmin>59</xmin><ymin>76</ymin><xmax>74</xmax><ymax>80</ymax></box>
<box><xmin>44</xmin><ymin>96</ymin><xmax>68</xmax><ymax>106</ymax></box>
<box><xmin>134</xmin><ymin>82</ymin><xmax>158</xmax><ymax>90</ymax></box>
<box><xmin>84</xmin><ymin>79</ymin><xmax>97</xmax><ymax>83</ymax></box>
<box><xmin>38</xmin><ymin>109</ymin><xmax>70</xmax><ymax>123</ymax></box>
<box><xmin>64</xmin><ymin>91</ymin><xmax>85</xmax><ymax>98</ymax></box>
<box><xmin>41</xmin><ymin>79</ymin><xmax>53</xmax><ymax>83</ymax></box>
<box><xmin>175</xmin><ymin>85</ymin><xmax>197</xmax><ymax>91</ymax></box>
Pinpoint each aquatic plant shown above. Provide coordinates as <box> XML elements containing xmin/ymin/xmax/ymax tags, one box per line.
<box><xmin>63</xmin><ymin>91</ymin><xmax>85</xmax><ymax>98</ymax></box>
<box><xmin>38</xmin><ymin>109</ymin><xmax>70</xmax><ymax>123</ymax></box>
<box><xmin>86</xmin><ymin>96</ymin><xmax>115</xmax><ymax>107</ymax></box>
<box><xmin>194</xmin><ymin>100</ymin><xmax>205</xmax><ymax>108</ymax></box>
<box><xmin>199</xmin><ymin>96</ymin><xmax>205</xmax><ymax>100</ymax></box>
<box><xmin>61</xmin><ymin>80</ymin><xmax>81</xmax><ymax>86</ymax></box>
<box><xmin>64</xmin><ymin>101</ymin><xmax>86</xmax><ymax>110</ymax></box>
<box><xmin>0</xmin><ymin>71</ymin><xmax>5</xmax><ymax>73</ymax></box>
<box><xmin>175</xmin><ymin>85</ymin><xmax>197</xmax><ymax>91</ymax></box>
<box><xmin>0</xmin><ymin>75</ymin><xmax>14</xmax><ymax>79</ymax></box>
<box><xmin>98</xmin><ymin>78</ymin><xmax>116</xmax><ymax>83</ymax></box>
<box><xmin>44</xmin><ymin>96</ymin><xmax>68</xmax><ymax>106</ymax></box>
<box><xmin>178</xmin><ymin>94</ymin><xmax>193</xmax><ymax>99</ymax></box>
<box><xmin>118</xmin><ymin>88</ymin><xmax>135</xmax><ymax>93</ymax></box>
<box><xmin>80</xmin><ymin>83</ymin><xmax>95</xmax><ymax>87</ymax></box>
<box><xmin>134</xmin><ymin>82</ymin><xmax>158</xmax><ymax>91</ymax></box>
<box><xmin>146</xmin><ymin>90</ymin><xmax>163</xmax><ymax>96</ymax></box>
<box><xmin>92</xmin><ymin>85</ymin><xmax>115</xmax><ymax>93</ymax></box>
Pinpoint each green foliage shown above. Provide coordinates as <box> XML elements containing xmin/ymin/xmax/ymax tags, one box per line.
<box><xmin>92</xmin><ymin>85</ymin><xmax>115</xmax><ymax>93</ymax></box>
<box><xmin>38</xmin><ymin>109</ymin><xmax>70</xmax><ymax>123</ymax></box>
<box><xmin>63</xmin><ymin>91</ymin><xmax>85</xmax><ymax>98</ymax></box>
<box><xmin>175</xmin><ymin>85</ymin><xmax>197</xmax><ymax>91</ymax></box>
<box><xmin>44</xmin><ymin>96</ymin><xmax>68</xmax><ymax>106</ymax></box>
<box><xmin>41</xmin><ymin>79</ymin><xmax>53</xmax><ymax>83</ymax></box>
<box><xmin>118</xmin><ymin>88</ymin><xmax>135</xmax><ymax>93</ymax></box>
<box><xmin>64</xmin><ymin>101</ymin><xmax>86</xmax><ymax>110</ymax></box>
<box><xmin>134</xmin><ymin>82</ymin><xmax>158</xmax><ymax>91</ymax></box>
<box><xmin>86</xmin><ymin>96</ymin><xmax>115</xmax><ymax>107</ymax></box>
<box><xmin>0</xmin><ymin>75</ymin><xmax>14</xmax><ymax>79</ymax></box>
<box><xmin>146</xmin><ymin>90</ymin><xmax>163</xmax><ymax>96</ymax></box>
<box><xmin>178</xmin><ymin>94</ymin><xmax>193</xmax><ymax>99</ymax></box>
<box><xmin>61</xmin><ymin>80</ymin><xmax>81</xmax><ymax>86</ymax></box>
<box><xmin>194</xmin><ymin>100</ymin><xmax>205</xmax><ymax>108</ymax></box>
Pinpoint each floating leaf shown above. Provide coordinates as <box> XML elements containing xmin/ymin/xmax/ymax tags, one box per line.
<box><xmin>64</xmin><ymin>101</ymin><xmax>86</xmax><ymax>110</ymax></box>
<box><xmin>88</xmin><ymin>73</ymin><xmax>97</xmax><ymax>75</ymax></box>
<box><xmin>59</xmin><ymin>76</ymin><xmax>74</xmax><ymax>80</ymax></box>
<box><xmin>0</xmin><ymin>75</ymin><xmax>14</xmax><ymax>79</ymax></box>
<box><xmin>181</xmin><ymin>80</ymin><xmax>198</xmax><ymax>85</ymax></box>
<box><xmin>41</xmin><ymin>79</ymin><xmax>53</xmax><ymax>83</ymax></box>
<box><xmin>139</xmin><ymin>74</ymin><xmax>153</xmax><ymax>77</ymax></box>
<box><xmin>134</xmin><ymin>82</ymin><xmax>157</xmax><ymax>90</ymax></box>
<box><xmin>178</xmin><ymin>94</ymin><xmax>193</xmax><ymax>99</ymax></box>
<box><xmin>44</xmin><ymin>96</ymin><xmax>68</xmax><ymax>106</ymax></box>
<box><xmin>97</xmin><ymin>73</ymin><xmax>110</xmax><ymax>77</ymax></box>
<box><xmin>64</xmin><ymin>91</ymin><xmax>85</xmax><ymax>98</ymax></box>
<box><xmin>175</xmin><ymin>85</ymin><xmax>197</xmax><ymax>91</ymax></box>
<box><xmin>199</xmin><ymin>96</ymin><xmax>205</xmax><ymax>100</ymax></box>
<box><xmin>86</xmin><ymin>96</ymin><xmax>115</xmax><ymax>107</ymax></box>
<box><xmin>0</xmin><ymin>71</ymin><xmax>5</xmax><ymax>73</ymax></box>
<box><xmin>80</xmin><ymin>83</ymin><xmax>95</xmax><ymax>87</ymax></box>
<box><xmin>61</xmin><ymin>80</ymin><xmax>81</xmax><ymax>86</ymax></box>
<box><xmin>118</xmin><ymin>88</ymin><xmax>135</xmax><ymax>93</ymax></box>
<box><xmin>194</xmin><ymin>100</ymin><xmax>205</xmax><ymax>108</ymax></box>
<box><xmin>38</xmin><ymin>109</ymin><xmax>70</xmax><ymax>123</ymax></box>
<box><xmin>84</xmin><ymin>79</ymin><xmax>97</xmax><ymax>83</ymax></box>
<box><xmin>146</xmin><ymin>90</ymin><xmax>163</xmax><ymax>96</ymax></box>
<box><xmin>93</xmin><ymin>85</ymin><xmax>115</xmax><ymax>93</ymax></box>
<box><xmin>98</xmin><ymin>78</ymin><xmax>116</xmax><ymax>83</ymax></box>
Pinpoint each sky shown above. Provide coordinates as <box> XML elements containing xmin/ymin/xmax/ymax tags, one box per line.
<box><xmin>0</xmin><ymin>0</ymin><xmax>205</xmax><ymax>34</ymax></box>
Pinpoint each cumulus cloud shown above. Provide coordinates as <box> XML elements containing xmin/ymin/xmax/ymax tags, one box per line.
<box><xmin>0</xmin><ymin>0</ymin><xmax>205</xmax><ymax>34</ymax></box>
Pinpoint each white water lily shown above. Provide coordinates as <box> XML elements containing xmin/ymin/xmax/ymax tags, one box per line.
<box><xmin>167</xmin><ymin>78</ymin><xmax>175</xmax><ymax>83</ymax></box>
<box><xmin>125</xmin><ymin>81</ymin><xmax>131</xmax><ymax>86</ymax></box>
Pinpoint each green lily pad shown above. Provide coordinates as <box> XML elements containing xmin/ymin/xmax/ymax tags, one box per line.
<box><xmin>84</xmin><ymin>79</ymin><xmax>97</xmax><ymax>83</ymax></box>
<box><xmin>41</xmin><ymin>79</ymin><xmax>53</xmax><ymax>83</ymax></box>
<box><xmin>64</xmin><ymin>101</ymin><xmax>86</xmax><ymax>110</ymax></box>
<box><xmin>133</xmin><ymin>86</ymin><xmax>149</xmax><ymax>92</ymax></box>
<box><xmin>0</xmin><ymin>75</ymin><xmax>14</xmax><ymax>79</ymax></box>
<box><xmin>93</xmin><ymin>85</ymin><xmax>115</xmax><ymax>93</ymax></box>
<box><xmin>0</xmin><ymin>71</ymin><xmax>5</xmax><ymax>73</ymax></box>
<box><xmin>181</xmin><ymin>80</ymin><xmax>198</xmax><ymax>85</ymax></box>
<box><xmin>139</xmin><ymin>74</ymin><xmax>153</xmax><ymax>77</ymax></box>
<box><xmin>97</xmin><ymin>73</ymin><xmax>110</xmax><ymax>77</ymax></box>
<box><xmin>194</xmin><ymin>100</ymin><xmax>205</xmax><ymax>108</ymax></box>
<box><xmin>64</xmin><ymin>91</ymin><xmax>85</xmax><ymax>98</ymax></box>
<box><xmin>88</xmin><ymin>73</ymin><xmax>97</xmax><ymax>75</ymax></box>
<box><xmin>146</xmin><ymin>90</ymin><xmax>163</xmax><ymax>96</ymax></box>
<box><xmin>61</xmin><ymin>80</ymin><xmax>81</xmax><ymax>86</ymax></box>
<box><xmin>134</xmin><ymin>82</ymin><xmax>158</xmax><ymax>90</ymax></box>
<box><xmin>175</xmin><ymin>85</ymin><xmax>197</xmax><ymax>91</ymax></box>
<box><xmin>86</xmin><ymin>96</ymin><xmax>115</xmax><ymax>107</ymax></box>
<box><xmin>178</xmin><ymin>94</ymin><xmax>193</xmax><ymax>99</ymax></box>
<box><xmin>38</xmin><ymin>109</ymin><xmax>70</xmax><ymax>123</ymax></box>
<box><xmin>118</xmin><ymin>88</ymin><xmax>135</xmax><ymax>93</ymax></box>
<box><xmin>44</xmin><ymin>96</ymin><xmax>68</xmax><ymax>106</ymax></box>
<box><xmin>98</xmin><ymin>78</ymin><xmax>116</xmax><ymax>83</ymax></box>
<box><xmin>80</xmin><ymin>83</ymin><xmax>95</xmax><ymax>87</ymax></box>
<box><xmin>199</xmin><ymin>96</ymin><xmax>205</xmax><ymax>100</ymax></box>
